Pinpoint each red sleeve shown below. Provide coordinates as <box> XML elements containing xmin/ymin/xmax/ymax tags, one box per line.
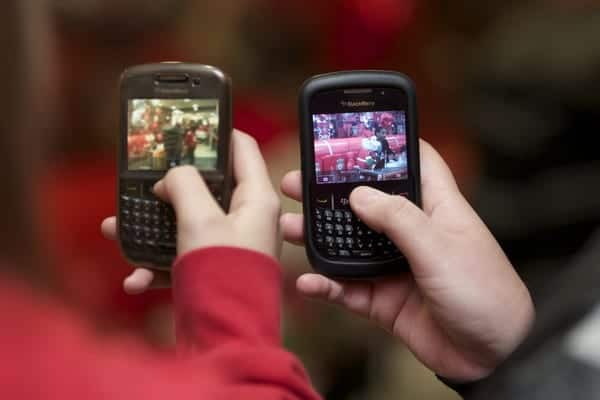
<box><xmin>173</xmin><ymin>247</ymin><xmax>282</xmax><ymax>353</ymax></box>
<box><xmin>0</xmin><ymin>247</ymin><xmax>321</xmax><ymax>400</ymax></box>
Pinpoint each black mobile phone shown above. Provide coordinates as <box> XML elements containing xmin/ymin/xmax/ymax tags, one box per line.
<box><xmin>299</xmin><ymin>70</ymin><xmax>421</xmax><ymax>278</ymax></box>
<box><xmin>118</xmin><ymin>63</ymin><xmax>233</xmax><ymax>269</ymax></box>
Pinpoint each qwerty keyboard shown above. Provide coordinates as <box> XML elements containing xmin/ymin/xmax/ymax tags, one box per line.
<box><xmin>313</xmin><ymin>207</ymin><xmax>400</xmax><ymax>260</ymax></box>
<box><xmin>119</xmin><ymin>180</ymin><xmax>223</xmax><ymax>265</ymax></box>
<box><xmin>119</xmin><ymin>195</ymin><xmax>177</xmax><ymax>256</ymax></box>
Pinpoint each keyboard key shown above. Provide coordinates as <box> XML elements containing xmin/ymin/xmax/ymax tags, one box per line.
<box><xmin>132</xmin><ymin>198</ymin><xmax>142</xmax><ymax>210</ymax></box>
<box><xmin>315</xmin><ymin>208</ymin><xmax>324</xmax><ymax>221</ymax></box>
<box><xmin>353</xmin><ymin>250</ymin><xmax>374</xmax><ymax>258</ymax></box>
<box><xmin>324</xmin><ymin>210</ymin><xmax>334</xmax><ymax>222</ymax></box>
<box><xmin>334</xmin><ymin>210</ymin><xmax>344</xmax><ymax>222</ymax></box>
<box><xmin>338</xmin><ymin>250</ymin><xmax>351</xmax><ymax>257</ymax></box>
<box><xmin>208</xmin><ymin>182</ymin><xmax>222</xmax><ymax>194</ymax></box>
<box><xmin>344</xmin><ymin>224</ymin><xmax>353</xmax><ymax>235</ymax></box>
<box><xmin>344</xmin><ymin>211</ymin><xmax>353</xmax><ymax>223</ymax></box>
<box><xmin>158</xmin><ymin>241</ymin><xmax>176</xmax><ymax>250</ymax></box>
<box><xmin>325</xmin><ymin>236</ymin><xmax>335</xmax><ymax>248</ymax></box>
<box><xmin>345</xmin><ymin>237</ymin><xmax>354</xmax><ymax>249</ymax></box>
<box><xmin>325</xmin><ymin>223</ymin><xmax>334</xmax><ymax>235</ymax></box>
<box><xmin>316</xmin><ymin>235</ymin><xmax>325</xmax><ymax>247</ymax></box>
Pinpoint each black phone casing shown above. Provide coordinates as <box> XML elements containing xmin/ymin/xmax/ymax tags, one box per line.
<box><xmin>299</xmin><ymin>70</ymin><xmax>421</xmax><ymax>278</ymax></box>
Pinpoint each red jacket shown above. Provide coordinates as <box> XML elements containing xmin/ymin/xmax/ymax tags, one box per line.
<box><xmin>0</xmin><ymin>247</ymin><xmax>321</xmax><ymax>400</ymax></box>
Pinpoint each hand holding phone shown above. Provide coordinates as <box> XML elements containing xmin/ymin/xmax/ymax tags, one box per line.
<box><xmin>104</xmin><ymin>130</ymin><xmax>282</xmax><ymax>291</ymax></box>
<box><xmin>281</xmin><ymin>140</ymin><xmax>534</xmax><ymax>382</ymax></box>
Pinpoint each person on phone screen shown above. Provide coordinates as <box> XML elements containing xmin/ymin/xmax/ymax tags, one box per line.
<box><xmin>163</xmin><ymin>121</ymin><xmax>184</xmax><ymax>168</ymax></box>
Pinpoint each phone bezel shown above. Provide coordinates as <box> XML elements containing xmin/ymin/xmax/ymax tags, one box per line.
<box><xmin>299</xmin><ymin>70</ymin><xmax>421</xmax><ymax>278</ymax></box>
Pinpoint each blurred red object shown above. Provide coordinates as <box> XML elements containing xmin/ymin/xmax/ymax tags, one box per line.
<box><xmin>234</xmin><ymin>93</ymin><xmax>296</xmax><ymax>148</ymax></box>
<box><xmin>39</xmin><ymin>155</ymin><xmax>170</xmax><ymax>328</ymax></box>
<box><xmin>328</xmin><ymin>0</ymin><xmax>415</xmax><ymax>69</ymax></box>
<box><xmin>264</xmin><ymin>0</ymin><xmax>416</xmax><ymax>69</ymax></box>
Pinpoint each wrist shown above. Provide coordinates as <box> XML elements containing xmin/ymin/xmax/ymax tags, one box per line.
<box><xmin>468</xmin><ymin>283</ymin><xmax>535</xmax><ymax>381</ymax></box>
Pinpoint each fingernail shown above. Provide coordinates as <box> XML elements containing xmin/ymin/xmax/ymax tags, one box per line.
<box><xmin>351</xmin><ymin>186</ymin><xmax>383</xmax><ymax>208</ymax></box>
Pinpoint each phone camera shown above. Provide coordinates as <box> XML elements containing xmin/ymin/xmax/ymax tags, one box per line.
<box><xmin>380</xmin><ymin>90</ymin><xmax>386</xmax><ymax>96</ymax></box>
<box><xmin>192</xmin><ymin>78</ymin><xmax>202</xmax><ymax>86</ymax></box>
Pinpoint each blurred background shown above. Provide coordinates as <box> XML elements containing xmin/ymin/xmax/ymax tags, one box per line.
<box><xmin>23</xmin><ymin>0</ymin><xmax>600</xmax><ymax>398</ymax></box>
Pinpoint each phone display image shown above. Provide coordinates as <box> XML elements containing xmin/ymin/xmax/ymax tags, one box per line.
<box><xmin>127</xmin><ymin>98</ymin><xmax>218</xmax><ymax>171</ymax></box>
<box><xmin>313</xmin><ymin>111</ymin><xmax>408</xmax><ymax>184</ymax></box>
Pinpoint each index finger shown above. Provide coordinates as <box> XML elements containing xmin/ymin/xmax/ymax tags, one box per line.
<box><xmin>229</xmin><ymin>130</ymin><xmax>277</xmax><ymax>211</ymax></box>
<box><xmin>417</xmin><ymin>140</ymin><xmax>463</xmax><ymax>216</ymax></box>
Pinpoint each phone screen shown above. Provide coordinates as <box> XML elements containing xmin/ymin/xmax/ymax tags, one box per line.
<box><xmin>127</xmin><ymin>98</ymin><xmax>219</xmax><ymax>171</ymax></box>
<box><xmin>312</xmin><ymin>110</ymin><xmax>408</xmax><ymax>185</ymax></box>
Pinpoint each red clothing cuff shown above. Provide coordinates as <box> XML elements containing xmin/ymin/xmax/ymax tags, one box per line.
<box><xmin>172</xmin><ymin>247</ymin><xmax>282</xmax><ymax>354</ymax></box>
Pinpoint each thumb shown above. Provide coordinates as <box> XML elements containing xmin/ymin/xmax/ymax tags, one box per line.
<box><xmin>350</xmin><ymin>187</ymin><xmax>436</xmax><ymax>268</ymax></box>
<box><xmin>153</xmin><ymin>166</ymin><xmax>223</xmax><ymax>228</ymax></box>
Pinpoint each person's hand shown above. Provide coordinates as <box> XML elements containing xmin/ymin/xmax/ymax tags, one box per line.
<box><xmin>102</xmin><ymin>130</ymin><xmax>282</xmax><ymax>294</ymax></box>
<box><xmin>280</xmin><ymin>140</ymin><xmax>534</xmax><ymax>382</ymax></box>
